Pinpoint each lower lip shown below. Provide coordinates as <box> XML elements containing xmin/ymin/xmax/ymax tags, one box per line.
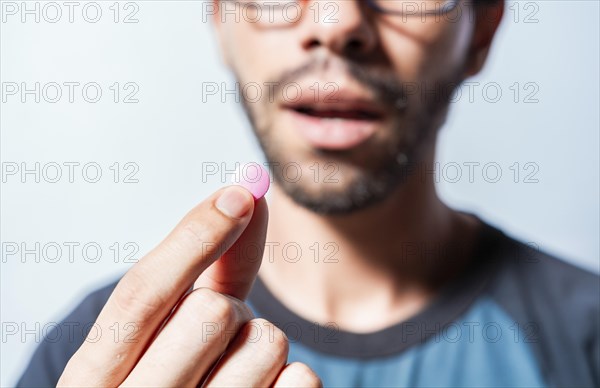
<box><xmin>286</xmin><ymin>109</ymin><xmax>379</xmax><ymax>150</ymax></box>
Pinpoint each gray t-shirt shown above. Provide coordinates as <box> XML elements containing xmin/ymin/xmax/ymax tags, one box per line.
<box><xmin>15</xmin><ymin>221</ymin><xmax>600</xmax><ymax>387</ymax></box>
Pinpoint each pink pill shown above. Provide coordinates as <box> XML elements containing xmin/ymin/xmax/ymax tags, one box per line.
<box><xmin>234</xmin><ymin>162</ymin><xmax>270</xmax><ymax>200</ymax></box>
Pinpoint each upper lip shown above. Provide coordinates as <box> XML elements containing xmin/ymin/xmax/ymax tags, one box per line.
<box><xmin>281</xmin><ymin>85</ymin><xmax>386</xmax><ymax>121</ymax></box>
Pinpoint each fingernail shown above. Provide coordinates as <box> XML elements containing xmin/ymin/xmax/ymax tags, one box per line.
<box><xmin>231</xmin><ymin>162</ymin><xmax>271</xmax><ymax>200</ymax></box>
<box><xmin>216</xmin><ymin>187</ymin><xmax>253</xmax><ymax>219</ymax></box>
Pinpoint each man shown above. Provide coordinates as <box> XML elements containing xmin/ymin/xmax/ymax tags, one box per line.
<box><xmin>17</xmin><ymin>0</ymin><xmax>599</xmax><ymax>386</ymax></box>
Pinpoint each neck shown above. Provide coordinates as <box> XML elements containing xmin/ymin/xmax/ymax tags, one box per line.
<box><xmin>258</xmin><ymin>157</ymin><xmax>482</xmax><ymax>333</ymax></box>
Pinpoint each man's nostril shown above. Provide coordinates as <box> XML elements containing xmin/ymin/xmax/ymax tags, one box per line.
<box><xmin>306</xmin><ymin>39</ymin><xmax>321</xmax><ymax>50</ymax></box>
<box><xmin>346</xmin><ymin>39</ymin><xmax>364</xmax><ymax>52</ymax></box>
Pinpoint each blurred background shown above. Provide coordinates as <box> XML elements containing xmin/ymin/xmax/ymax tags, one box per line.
<box><xmin>1</xmin><ymin>0</ymin><xmax>598</xmax><ymax>385</ymax></box>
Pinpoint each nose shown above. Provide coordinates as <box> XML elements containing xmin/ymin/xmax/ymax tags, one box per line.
<box><xmin>300</xmin><ymin>0</ymin><xmax>377</xmax><ymax>57</ymax></box>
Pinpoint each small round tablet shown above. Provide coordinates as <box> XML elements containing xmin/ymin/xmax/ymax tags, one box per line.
<box><xmin>234</xmin><ymin>162</ymin><xmax>270</xmax><ymax>200</ymax></box>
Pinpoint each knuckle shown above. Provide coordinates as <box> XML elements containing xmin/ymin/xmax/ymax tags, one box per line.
<box><xmin>112</xmin><ymin>269</ymin><xmax>164</xmax><ymax>323</ymax></box>
<box><xmin>268</xmin><ymin>324</ymin><xmax>290</xmax><ymax>355</ymax></box>
<box><xmin>251</xmin><ymin>319</ymin><xmax>289</xmax><ymax>361</ymax></box>
<box><xmin>183</xmin><ymin>288</ymin><xmax>236</xmax><ymax>325</ymax></box>
<box><xmin>179</xmin><ymin>218</ymin><xmax>222</xmax><ymax>256</ymax></box>
<box><xmin>286</xmin><ymin>362</ymin><xmax>322</xmax><ymax>388</ymax></box>
<box><xmin>225</xmin><ymin>293</ymin><xmax>254</xmax><ymax>319</ymax></box>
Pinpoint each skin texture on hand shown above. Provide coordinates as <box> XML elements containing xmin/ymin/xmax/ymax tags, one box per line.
<box><xmin>56</xmin><ymin>184</ymin><xmax>321</xmax><ymax>387</ymax></box>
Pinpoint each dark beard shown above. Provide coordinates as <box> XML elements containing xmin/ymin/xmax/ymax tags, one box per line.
<box><xmin>237</xmin><ymin>57</ymin><xmax>462</xmax><ymax>215</ymax></box>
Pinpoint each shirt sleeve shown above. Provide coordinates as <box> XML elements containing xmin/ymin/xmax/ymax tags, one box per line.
<box><xmin>588</xmin><ymin>307</ymin><xmax>600</xmax><ymax>387</ymax></box>
<box><xmin>16</xmin><ymin>279</ymin><xmax>119</xmax><ymax>387</ymax></box>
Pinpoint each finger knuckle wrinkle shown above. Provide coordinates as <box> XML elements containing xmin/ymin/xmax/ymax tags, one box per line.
<box><xmin>113</xmin><ymin>270</ymin><xmax>164</xmax><ymax>321</ymax></box>
<box><xmin>184</xmin><ymin>288</ymin><xmax>236</xmax><ymax>326</ymax></box>
<box><xmin>180</xmin><ymin>220</ymin><xmax>222</xmax><ymax>254</ymax></box>
<box><xmin>249</xmin><ymin>319</ymin><xmax>289</xmax><ymax>361</ymax></box>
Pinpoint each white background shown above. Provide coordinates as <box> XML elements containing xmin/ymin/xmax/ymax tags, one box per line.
<box><xmin>1</xmin><ymin>0</ymin><xmax>599</xmax><ymax>385</ymax></box>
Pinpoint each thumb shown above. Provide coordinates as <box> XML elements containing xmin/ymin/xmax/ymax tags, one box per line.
<box><xmin>194</xmin><ymin>196</ymin><xmax>268</xmax><ymax>300</ymax></box>
<box><xmin>194</xmin><ymin>162</ymin><xmax>271</xmax><ymax>300</ymax></box>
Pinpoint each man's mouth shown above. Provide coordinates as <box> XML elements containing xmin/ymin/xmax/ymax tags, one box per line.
<box><xmin>293</xmin><ymin>106</ymin><xmax>383</xmax><ymax>121</ymax></box>
<box><xmin>283</xmin><ymin>100</ymin><xmax>385</xmax><ymax>150</ymax></box>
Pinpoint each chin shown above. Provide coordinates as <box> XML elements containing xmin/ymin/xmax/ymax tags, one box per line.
<box><xmin>270</xmin><ymin>157</ymin><xmax>408</xmax><ymax>215</ymax></box>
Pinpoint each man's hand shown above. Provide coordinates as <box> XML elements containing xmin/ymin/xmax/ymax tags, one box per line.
<box><xmin>57</xmin><ymin>186</ymin><xmax>321</xmax><ymax>387</ymax></box>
